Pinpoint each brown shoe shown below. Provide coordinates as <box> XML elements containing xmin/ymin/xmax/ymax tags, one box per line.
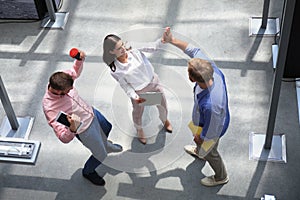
<box><xmin>164</xmin><ymin>120</ymin><xmax>173</xmax><ymax>133</ymax></box>
<box><xmin>137</xmin><ymin>129</ymin><xmax>147</xmax><ymax>144</ymax></box>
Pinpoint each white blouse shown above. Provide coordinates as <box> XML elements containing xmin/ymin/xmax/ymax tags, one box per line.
<box><xmin>111</xmin><ymin>39</ymin><xmax>163</xmax><ymax>99</ymax></box>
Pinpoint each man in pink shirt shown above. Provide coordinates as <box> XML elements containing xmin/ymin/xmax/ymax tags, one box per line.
<box><xmin>42</xmin><ymin>49</ymin><xmax>122</xmax><ymax>186</ymax></box>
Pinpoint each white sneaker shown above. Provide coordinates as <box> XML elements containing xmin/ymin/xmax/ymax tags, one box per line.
<box><xmin>201</xmin><ymin>175</ymin><xmax>229</xmax><ymax>187</ymax></box>
<box><xmin>184</xmin><ymin>145</ymin><xmax>205</xmax><ymax>160</ymax></box>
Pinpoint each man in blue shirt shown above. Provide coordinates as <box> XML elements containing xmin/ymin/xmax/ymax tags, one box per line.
<box><xmin>162</xmin><ymin>27</ymin><xmax>230</xmax><ymax>187</ymax></box>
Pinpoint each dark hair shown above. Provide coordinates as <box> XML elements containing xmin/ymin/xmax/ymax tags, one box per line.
<box><xmin>49</xmin><ymin>72</ymin><xmax>74</xmax><ymax>90</ymax></box>
<box><xmin>102</xmin><ymin>34</ymin><xmax>121</xmax><ymax>72</ymax></box>
<box><xmin>102</xmin><ymin>34</ymin><xmax>132</xmax><ymax>72</ymax></box>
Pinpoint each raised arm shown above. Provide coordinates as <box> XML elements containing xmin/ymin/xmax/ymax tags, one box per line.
<box><xmin>161</xmin><ymin>27</ymin><xmax>188</xmax><ymax>52</ymax></box>
<box><xmin>136</xmin><ymin>39</ymin><xmax>163</xmax><ymax>53</ymax></box>
<box><xmin>162</xmin><ymin>27</ymin><xmax>210</xmax><ymax>60</ymax></box>
<box><xmin>64</xmin><ymin>50</ymin><xmax>86</xmax><ymax>79</ymax></box>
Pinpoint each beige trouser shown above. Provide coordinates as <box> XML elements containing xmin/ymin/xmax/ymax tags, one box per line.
<box><xmin>203</xmin><ymin>140</ymin><xmax>227</xmax><ymax>181</ymax></box>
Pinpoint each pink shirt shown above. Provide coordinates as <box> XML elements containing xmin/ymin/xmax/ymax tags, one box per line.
<box><xmin>42</xmin><ymin>59</ymin><xmax>94</xmax><ymax>143</ymax></box>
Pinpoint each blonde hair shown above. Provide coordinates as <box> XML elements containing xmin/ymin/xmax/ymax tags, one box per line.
<box><xmin>188</xmin><ymin>58</ymin><xmax>214</xmax><ymax>83</ymax></box>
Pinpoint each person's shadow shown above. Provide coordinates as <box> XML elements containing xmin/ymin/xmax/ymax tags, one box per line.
<box><xmin>55</xmin><ymin>169</ymin><xmax>107</xmax><ymax>200</ymax></box>
<box><xmin>116</xmin><ymin>156</ymin><xmax>207</xmax><ymax>199</ymax></box>
<box><xmin>1</xmin><ymin>168</ymin><xmax>107</xmax><ymax>200</ymax></box>
<box><xmin>57</xmin><ymin>126</ymin><xmax>167</xmax><ymax>200</ymax></box>
<box><xmin>100</xmin><ymin>124</ymin><xmax>168</xmax><ymax>174</ymax></box>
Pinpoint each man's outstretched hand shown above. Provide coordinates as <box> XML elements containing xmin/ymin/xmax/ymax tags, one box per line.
<box><xmin>161</xmin><ymin>27</ymin><xmax>173</xmax><ymax>43</ymax></box>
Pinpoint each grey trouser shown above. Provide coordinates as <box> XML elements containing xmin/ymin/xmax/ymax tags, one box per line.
<box><xmin>78</xmin><ymin>115</ymin><xmax>108</xmax><ymax>162</ymax></box>
<box><xmin>204</xmin><ymin>140</ymin><xmax>227</xmax><ymax>181</ymax></box>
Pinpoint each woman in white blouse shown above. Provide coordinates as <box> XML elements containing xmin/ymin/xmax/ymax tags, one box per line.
<box><xmin>102</xmin><ymin>34</ymin><xmax>172</xmax><ymax>144</ymax></box>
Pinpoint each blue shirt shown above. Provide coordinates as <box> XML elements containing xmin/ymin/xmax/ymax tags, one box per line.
<box><xmin>185</xmin><ymin>44</ymin><xmax>230</xmax><ymax>140</ymax></box>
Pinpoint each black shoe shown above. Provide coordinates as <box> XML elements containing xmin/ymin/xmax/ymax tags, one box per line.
<box><xmin>82</xmin><ymin>171</ymin><xmax>105</xmax><ymax>186</ymax></box>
